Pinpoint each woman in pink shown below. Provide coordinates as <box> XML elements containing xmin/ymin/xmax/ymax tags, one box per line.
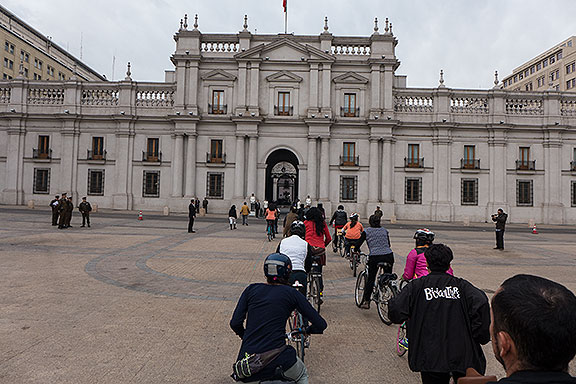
<box><xmin>304</xmin><ymin>207</ymin><xmax>331</xmax><ymax>299</ymax></box>
<box><xmin>402</xmin><ymin>228</ymin><xmax>453</xmax><ymax>281</ymax></box>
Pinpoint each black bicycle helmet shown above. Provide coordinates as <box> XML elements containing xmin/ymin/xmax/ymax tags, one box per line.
<box><xmin>413</xmin><ymin>228</ymin><xmax>435</xmax><ymax>243</ymax></box>
<box><xmin>263</xmin><ymin>253</ymin><xmax>292</xmax><ymax>280</ymax></box>
<box><xmin>290</xmin><ymin>220</ymin><xmax>306</xmax><ymax>238</ymax></box>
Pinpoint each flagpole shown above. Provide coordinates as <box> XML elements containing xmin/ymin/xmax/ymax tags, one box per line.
<box><xmin>284</xmin><ymin>3</ymin><xmax>287</xmax><ymax>34</ymax></box>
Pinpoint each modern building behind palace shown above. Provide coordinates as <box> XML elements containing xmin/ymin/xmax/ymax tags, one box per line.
<box><xmin>1</xmin><ymin>12</ymin><xmax>576</xmax><ymax>224</ymax></box>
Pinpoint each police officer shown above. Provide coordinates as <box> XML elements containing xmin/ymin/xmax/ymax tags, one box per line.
<box><xmin>58</xmin><ymin>193</ymin><xmax>68</xmax><ymax>229</ymax></box>
<box><xmin>78</xmin><ymin>197</ymin><xmax>92</xmax><ymax>228</ymax></box>
<box><xmin>65</xmin><ymin>195</ymin><xmax>74</xmax><ymax>228</ymax></box>
<box><xmin>50</xmin><ymin>195</ymin><xmax>60</xmax><ymax>226</ymax></box>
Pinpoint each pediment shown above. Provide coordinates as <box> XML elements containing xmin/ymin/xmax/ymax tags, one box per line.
<box><xmin>201</xmin><ymin>69</ymin><xmax>237</xmax><ymax>81</ymax></box>
<box><xmin>266</xmin><ymin>70</ymin><xmax>303</xmax><ymax>83</ymax></box>
<box><xmin>333</xmin><ymin>71</ymin><xmax>369</xmax><ymax>84</ymax></box>
<box><xmin>235</xmin><ymin>38</ymin><xmax>334</xmax><ymax>62</ymax></box>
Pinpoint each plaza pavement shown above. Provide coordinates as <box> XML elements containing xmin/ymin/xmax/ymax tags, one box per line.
<box><xmin>0</xmin><ymin>206</ymin><xmax>575</xmax><ymax>383</ymax></box>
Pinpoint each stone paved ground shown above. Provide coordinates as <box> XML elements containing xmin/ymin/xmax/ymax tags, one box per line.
<box><xmin>0</xmin><ymin>206</ymin><xmax>575</xmax><ymax>383</ymax></box>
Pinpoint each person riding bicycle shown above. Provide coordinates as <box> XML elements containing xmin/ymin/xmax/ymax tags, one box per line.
<box><xmin>402</xmin><ymin>228</ymin><xmax>453</xmax><ymax>281</ymax></box>
<box><xmin>265</xmin><ymin>203</ymin><xmax>278</xmax><ymax>239</ymax></box>
<box><xmin>359</xmin><ymin>214</ymin><xmax>394</xmax><ymax>309</ymax></box>
<box><xmin>329</xmin><ymin>205</ymin><xmax>348</xmax><ymax>252</ymax></box>
<box><xmin>342</xmin><ymin>213</ymin><xmax>365</xmax><ymax>257</ymax></box>
<box><xmin>303</xmin><ymin>207</ymin><xmax>331</xmax><ymax>302</ymax></box>
<box><xmin>277</xmin><ymin>221</ymin><xmax>313</xmax><ymax>296</ymax></box>
<box><xmin>230</xmin><ymin>253</ymin><xmax>327</xmax><ymax>383</ymax></box>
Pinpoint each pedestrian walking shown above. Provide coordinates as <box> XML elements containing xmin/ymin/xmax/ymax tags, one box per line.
<box><xmin>188</xmin><ymin>199</ymin><xmax>196</xmax><ymax>233</ymax></box>
<box><xmin>202</xmin><ymin>197</ymin><xmax>209</xmax><ymax>214</ymax></box>
<box><xmin>240</xmin><ymin>202</ymin><xmax>250</xmax><ymax>225</ymax></box>
<box><xmin>491</xmin><ymin>208</ymin><xmax>508</xmax><ymax>250</ymax></box>
<box><xmin>228</xmin><ymin>205</ymin><xmax>237</xmax><ymax>230</ymax></box>
<box><xmin>50</xmin><ymin>195</ymin><xmax>60</xmax><ymax>226</ymax></box>
<box><xmin>78</xmin><ymin>197</ymin><xmax>92</xmax><ymax>228</ymax></box>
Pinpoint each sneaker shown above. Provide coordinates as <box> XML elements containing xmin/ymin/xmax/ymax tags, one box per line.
<box><xmin>360</xmin><ymin>301</ymin><xmax>370</xmax><ymax>309</ymax></box>
<box><xmin>399</xmin><ymin>338</ymin><xmax>409</xmax><ymax>350</ymax></box>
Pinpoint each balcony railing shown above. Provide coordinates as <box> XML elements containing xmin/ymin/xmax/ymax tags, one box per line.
<box><xmin>339</xmin><ymin>155</ymin><xmax>359</xmax><ymax>166</ymax></box>
<box><xmin>571</xmin><ymin>161</ymin><xmax>576</xmax><ymax>171</ymax></box>
<box><xmin>404</xmin><ymin>157</ymin><xmax>424</xmax><ymax>168</ymax></box>
<box><xmin>142</xmin><ymin>151</ymin><xmax>162</xmax><ymax>163</ymax></box>
<box><xmin>32</xmin><ymin>148</ymin><xmax>52</xmax><ymax>159</ymax></box>
<box><xmin>516</xmin><ymin>160</ymin><xmax>536</xmax><ymax>171</ymax></box>
<box><xmin>206</xmin><ymin>152</ymin><xmax>226</xmax><ymax>163</ymax></box>
<box><xmin>340</xmin><ymin>106</ymin><xmax>360</xmax><ymax>117</ymax></box>
<box><xmin>274</xmin><ymin>106</ymin><xmax>293</xmax><ymax>116</ymax></box>
<box><xmin>208</xmin><ymin>104</ymin><xmax>227</xmax><ymax>114</ymax></box>
<box><xmin>87</xmin><ymin>149</ymin><xmax>107</xmax><ymax>160</ymax></box>
<box><xmin>460</xmin><ymin>158</ymin><xmax>480</xmax><ymax>169</ymax></box>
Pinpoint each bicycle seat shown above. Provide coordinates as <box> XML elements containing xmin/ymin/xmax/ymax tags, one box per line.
<box><xmin>292</xmin><ymin>281</ymin><xmax>303</xmax><ymax>288</ymax></box>
<box><xmin>377</xmin><ymin>262</ymin><xmax>392</xmax><ymax>269</ymax></box>
<box><xmin>379</xmin><ymin>273</ymin><xmax>398</xmax><ymax>283</ymax></box>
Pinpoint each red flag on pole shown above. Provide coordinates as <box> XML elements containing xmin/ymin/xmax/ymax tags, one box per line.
<box><xmin>283</xmin><ymin>0</ymin><xmax>287</xmax><ymax>12</ymax></box>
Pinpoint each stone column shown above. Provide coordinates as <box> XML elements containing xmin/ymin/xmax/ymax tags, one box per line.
<box><xmin>309</xmin><ymin>63</ymin><xmax>319</xmax><ymax>114</ymax></box>
<box><xmin>319</xmin><ymin>138</ymin><xmax>330</xmax><ymax>200</ymax></box>
<box><xmin>171</xmin><ymin>133</ymin><xmax>184</xmax><ymax>197</ymax></box>
<box><xmin>2</xmin><ymin>127</ymin><xmax>24</xmax><ymax>204</ymax></box>
<box><xmin>307</xmin><ymin>137</ymin><xmax>317</xmax><ymax>199</ymax></box>
<box><xmin>321</xmin><ymin>64</ymin><xmax>332</xmax><ymax>114</ymax></box>
<box><xmin>234</xmin><ymin>135</ymin><xmax>246</xmax><ymax>198</ymax></box>
<box><xmin>60</xmin><ymin>131</ymin><xmax>75</xmax><ymax>195</ymax></box>
<box><xmin>488</xmin><ymin>133</ymin><xmax>508</xmax><ymax>214</ymax></box>
<box><xmin>184</xmin><ymin>134</ymin><xmax>197</xmax><ymax>198</ymax></box>
<box><xmin>431</xmin><ymin>133</ymin><xmax>453</xmax><ymax>222</ymax></box>
<box><xmin>368</xmin><ymin>138</ymin><xmax>379</xmax><ymax>202</ymax></box>
<box><xmin>112</xmin><ymin>123</ymin><xmax>133</xmax><ymax>210</ymax></box>
<box><xmin>370</xmin><ymin>63</ymin><xmax>381</xmax><ymax>112</ymax></box>
<box><xmin>188</xmin><ymin>61</ymin><xmax>199</xmax><ymax>112</ymax></box>
<box><xmin>543</xmin><ymin>139</ymin><xmax>564</xmax><ymax>223</ymax></box>
<box><xmin>248</xmin><ymin>63</ymin><xmax>260</xmax><ymax>112</ymax></box>
<box><xmin>246</xmin><ymin>136</ymin><xmax>258</xmax><ymax>197</ymax></box>
<box><xmin>381</xmin><ymin>138</ymin><xmax>395</xmax><ymax>218</ymax></box>
<box><xmin>236</xmin><ymin>62</ymin><xmax>248</xmax><ymax>112</ymax></box>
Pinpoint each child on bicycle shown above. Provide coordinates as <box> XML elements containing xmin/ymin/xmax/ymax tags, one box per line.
<box><xmin>402</xmin><ymin>229</ymin><xmax>453</xmax><ymax>281</ymax></box>
<box><xmin>342</xmin><ymin>213</ymin><xmax>365</xmax><ymax>257</ymax></box>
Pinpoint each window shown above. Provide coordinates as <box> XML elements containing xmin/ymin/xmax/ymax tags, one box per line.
<box><xmin>558</xmin><ymin>52</ymin><xmax>563</xmax><ymax>60</ymax></box>
<box><xmin>550</xmin><ymin>55</ymin><xmax>555</xmax><ymax>64</ymax></box>
<box><xmin>33</xmin><ymin>168</ymin><xmax>50</xmax><ymax>194</ymax></box>
<box><xmin>34</xmin><ymin>59</ymin><xmax>43</xmax><ymax>70</ymax></box>
<box><xmin>4</xmin><ymin>41</ymin><xmax>14</xmax><ymax>54</ymax></box>
<box><xmin>91</xmin><ymin>137</ymin><xmax>104</xmax><ymax>160</ymax></box>
<box><xmin>569</xmin><ymin>41</ymin><xmax>573</xmax><ymax>48</ymax></box>
<box><xmin>572</xmin><ymin>181</ymin><xmax>576</xmax><ymax>207</ymax></box>
<box><xmin>342</xmin><ymin>93</ymin><xmax>357</xmax><ymax>117</ymax></box>
<box><xmin>513</xmin><ymin>75</ymin><xmax>518</xmax><ymax>83</ymax></box>
<box><xmin>210</xmin><ymin>90</ymin><xmax>225</xmax><ymax>114</ymax></box>
<box><xmin>340</xmin><ymin>176</ymin><xmax>357</xmax><ymax>202</ymax></box>
<box><xmin>276</xmin><ymin>92</ymin><xmax>291</xmax><ymax>115</ymax></box>
<box><xmin>88</xmin><ymin>169</ymin><xmax>105</xmax><ymax>196</ymax></box>
<box><xmin>543</xmin><ymin>59</ymin><xmax>548</xmax><ymax>68</ymax></box>
<box><xmin>146</xmin><ymin>138</ymin><xmax>159</xmax><ymax>161</ymax></box>
<box><xmin>568</xmin><ymin>79</ymin><xmax>576</xmax><ymax>90</ymax></box>
<box><xmin>143</xmin><ymin>171</ymin><xmax>160</xmax><ymax>197</ymax></box>
<box><xmin>406</xmin><ymin>144</ymin><xmax>422</xmax><ymax>167</ymax></box>
<box><xmin>566</xmin><ymin>62</ymin><xmax>575</xmax><ymax>75</ymax></box>
<box><xmin>342</xmin><ymin>142</ymin><xmax>356</xmax><ymax>165</ymax></box>
<box><xmin>405</xmin><ymin>178</ymin><xmax>422</xmax><ymax>204</ymax></box>
<box><xmin>462</xmin><ymin>145</ymin><xmax>476</xmax><ymax>168</ymax></box>
<box><xmin>37</xmin><ymin>135</ymin><xmax>50</xmax><ymax>159</ymax></box>
<box><xmin>2</xmin><ymin>74</ymin><xmax>12</xmax><ymax>80</ymax></box>
<box><xmin>58</xmin><ymin>72</ymin><xmax>66</xmax><ymax>81</ymax></box>
<box><xmin>209</xmin><ymin>139</ymin><xmax>223</xmax><ymax>163</ymax></box>
<box><xmin>207</xmin><ymin>172</ymin><xmax>224</xmax><ymax>198</ymax></box>
<box><xmin>519</xmin><ymin>147</ymin><xmax>530</xmax><ymax>162</ymax></box>
<box><xmin>47</xmin><ymin>65</ymin><xmax>55</xmax><ymax>77</ymax></box>
<box><xmin>33</xmin><ymin>73</ymin><xmax>42</xmax><ymax>80</ymax></box>
<box><xmin>537</xmin><ymin>76</ymin><xmax>545</xmax><ymax>87</ymax></box>
<box><xmin>530</xmin><ymin>66</ymin><xmax>535</xmax><ymax>74</ymax></box>
<box><xmin>461</xmin><ymin>179</ymin><xmax>478</xmax><ymax>205</ymax></box>
<box><xmin>517</xmin><ymin>180</ymin><xmax>533</xmax><ymax>206</ymax></box>
<box><xmin>551</xmin><ymin>69</ymin><xmax>560</xmax><ymax>81</ymax></box>
<box><xmin>3</xmin><ymin>58</ymin><xmax>13</xmax><ymax>69</ymax></box>
<box><xmin>537</xmin><ymin>63</ymin><xmax>542</xmax><ymax>71</ymax></box>
<box><xmin>24</xmin><ymin>68</ymin><xmax>28</xmax><ymax>78</ymax></box>
<box><xmin>524</xmin><ymin>69</ymin><xmax>529</xmax><ymax>78</ymax></box>
<box><xmin>525</xmin><ymin>82</ymin><xmax>533</xmax><ymax>91</ymax></box>
<box><xmin>20</xmin><ymin>50</ymin><xmax>29</xmax><ymax>63</ymax></box>
<box><xmin>519</xmin><ymin>73</ymin><xmax>523</xmax><ymax>80</ymax></box>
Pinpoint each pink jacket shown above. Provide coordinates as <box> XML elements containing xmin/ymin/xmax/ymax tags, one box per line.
<box><xmin>402</xmin><ymin>247</ymin><xmax>453</xmax><ymax>281</ymax></box>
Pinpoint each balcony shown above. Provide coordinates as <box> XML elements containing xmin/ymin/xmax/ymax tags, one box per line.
<box><xmin>339</xmin><ymin>155</ymin><xmax>359</xmax><ymax>167</ymax></box>
<box><xmin>274</xmin><ymin>106</ymin><xmax>293</xmax><ymax>116</ymax></box>
<box><xmin>516</xmin><ymin>160</ymin><xmax>536</xmax><ymax>171</ymax></box>
<box><xmin>87</xmin><ymin>149</ymin><xmax>107</xmax><ymax>161</ymax></box>
<box><xmin>208</xmin><ymin>104</ymin><xmax>227</xmax><ymax>114</ymax></box>
<box><xmin>404</xmin><ymin>157</ymin><xmax>424</xmax><ymax>168</ymax></box>
<box><xmin>32</xmin><ymin>148</ymin><xmax>52</xmax><ymax>160</ymax></box>
<box><xmin>142</xmin><ymin>151</ymin><xmax>162</xmax><ymax>163</ymax></box>
<box><xmin>460</xmin><ymin>158</ymin><xmax>480</xmax><ymax>170</ymax></box>
<box><xmin>206</xmin><ymin>152</ymin><xmax>226</xmax><ymax>166</ymax></box>
<box><xmin>340</xmin><ymin>106</ymin><xmax>360</xmax><ymax>117</ymax></box>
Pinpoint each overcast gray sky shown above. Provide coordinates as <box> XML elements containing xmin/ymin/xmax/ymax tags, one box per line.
<box><xmin>5</xmin><ymin>0</ymin><xmax>576</xmax><ymax>88</ymax></box>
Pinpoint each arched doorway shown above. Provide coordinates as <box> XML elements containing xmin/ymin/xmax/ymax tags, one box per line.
<box><xmin>265</xmin><ymin>149</ymin><xmax>299</xmax><ymax>206</ymax></box>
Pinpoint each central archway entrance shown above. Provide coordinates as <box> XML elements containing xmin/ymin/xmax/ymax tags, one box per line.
<box><xmin>265</xmin><ymin>149</ymin><xmax>299</xmax><ymax>206</ymax></box>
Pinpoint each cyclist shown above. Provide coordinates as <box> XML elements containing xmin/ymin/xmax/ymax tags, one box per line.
<box><xmin>303</xmin><ymin>207</ymin><xmax>331</xmax><ymax>301</ymax></box>
<box><xmin>283</xmin><ymin>206</ymin><xmax>299</xmax><ymax>237</ymax></box>
<box><xmin>328</xmin><ymin>205</ymin><xmax>348</xmax><ymax>253</ymax></box>
<box><xmin>359</xmin><ymin>214</ymin><xmax>394</xmax><ymax>309</ymax></box>
<box><xmin>230</xmin><ymin>253</ymin><xmax>327</xmax><ymax>383</ymax></box>
<box><xmin>342</xmin><ymin>213</ymin><xmax>365</xmax><ymax>257</ymax></box>
<box><xmin>277</xmin><ymin>221</ymin><xmax>313</xmax><ymax>296</ymax></box>
<box><xmin>402</xmin><ymin>228</ymin><xmax>453</xmax><ymax>281</ymax></box>
<box><xmin>265</xmin><ymin>203</ymin><xmax>278</xmax><ymax>239</ymax></box>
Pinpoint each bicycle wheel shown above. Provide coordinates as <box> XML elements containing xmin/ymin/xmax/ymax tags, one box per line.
<box><xmin>307</xmin><ymin>276</ymin><xmax>321</xmax><ymax>313</ymax></box>
<box><xmin>396</xmin><ymin>322</ymin><xmax>408</xmax><ymax>356</ymax></box>
<box><xmin>287</xmin><ymin>312</ymin><xmax>304</xmax><ymax>361</ymax></box>
<box><xmin>352</xmin><ymin>253</ymin><xmax>358</xmax><ymax>277</ymax></box>
<box><xmin>376</xmin><ymin>284</ymin><xmax>395</xmax><ymax>325</ymax></box>
<box><xmin>338</xmin><ymin>237</ymin><xmax>345</xmax><ymax>258</ymax></box>
<box><xmin>354</xmin><ymin>270</ymin><xmax>366</xmax><ymax>307</ymax></box>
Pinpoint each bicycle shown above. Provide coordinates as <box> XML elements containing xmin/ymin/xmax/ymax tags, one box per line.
<box><xmin>396</xmin><ymin>278</ymin><xmax>409</xmax><ymax>356</ymax></box>
<box><xmin>266</xmin><ymin>220</ymin><xmax>275</xmax><ymax>241</ymax></box>
<box><xmin>354</xmin><ymin>260</ymin><xmax>399</xmax><ymax>325</ymax></box>
<box><xmin>332</xmin><ymin>227</ymin><xmax>344</xmax><ymax>257</ymax></box>
<box><xmin>346</xmin><ymin>245</ymin><xmax>363</xmax><ymax>277</ymax></box>
<box><xmin>287</xmin><ymin>281</ymin><xmax>309</xmax><ymax>361</ymax></box>
<box><xmin>306</xmin><ymin>255</ymin><xmax>322</xmax><ymax>313</ymax></box>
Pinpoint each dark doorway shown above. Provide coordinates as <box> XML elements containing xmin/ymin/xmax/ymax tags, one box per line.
<box><xmin>265</xmin><ymin>149</ymin><xmax>299</xmax><ymax>206</ymax></box>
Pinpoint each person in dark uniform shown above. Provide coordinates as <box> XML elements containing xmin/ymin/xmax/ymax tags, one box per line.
<box><xmin>491</xmin><ymin>208</ymin><xmax>508</xmax><ymax>250</ymax></box>
<box><xmin>188</xmin><ymin>199</ymin><xmax>196</xmax><ymax>233</ymax></box>
<box><xmin>202</xmin><ymin>197</ymin><xmax>209</xmax><ymax>214</ymax></box>
<box><xmin>65</xmin><ymin>196</ymin><xmax>74</xmax><ymax>228</ymax></box>
<box><xmin>50</xmin><ymin>195</ymin><xmax>60</xmax><ymax>226</ymax></box>
<box><xmin>58</xmin><ymin>193</ymin><xmax>68</xmax><ymax>229</ymax></box>
<box><xmin>78</xmin><ymin>197</ymin><xmax>92</xmax><ymax>228</ymax></box>
<box><xmin>194</xmin><ymin>197</ymin><xmax>200</xmax><ymax>213</ymax></box>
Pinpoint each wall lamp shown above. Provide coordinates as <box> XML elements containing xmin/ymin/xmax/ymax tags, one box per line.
<box><xmin>10</xmin><ymin>108</ymin><xmax>15</xmax><ymax>113</ymax></box>
<box><xmin>386</xmin><ymin>116</ymin><xmax>391</xmax><ymax>120</ymax></box>
<box><xmin>188</xmin><ymin>111</ymin><xmax>194</xmax><ymax>116</ymax></box>
<box><xmin>311</xmin><ymin>114</ymin><xmax>316</xmax><ymax>118</ymax></box>
<box><xmin>250</xmin><ymin>112</ymin><xmax>256</xmax><ymax>117</ymax></box>
<box><xmin>176</xmin><ymin>111</ymin><xmax>181</xmax><ymax>115</ymax></box>
<box><xmin>324</xmin><ymin>114</ymin><xmax>329</xmax><ymax>118</ymax></box>
<box><xmin>120</xmin><ymin>111</ymin><xmax>125</xmax><ymax>115</ymax></box>
<box><xmin>63</xmin><ymin>109</ymin><xmax>70</xmax><ymax>114</ymax></box>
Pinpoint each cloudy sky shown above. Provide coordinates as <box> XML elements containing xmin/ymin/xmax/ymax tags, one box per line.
<box><xmin>5</xmin><ymin>0</ymin><xmax>576</xmax><ymax>89</ymax></box>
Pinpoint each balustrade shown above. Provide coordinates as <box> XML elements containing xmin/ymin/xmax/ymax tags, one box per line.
<box><xmin>0</xmin><ymin>87</ymin><xmax>10</xmax><ymax>103</ymax></box>
<box><xmin>331</xmin><ymin>44</ymin><xmax>371</xmax><ymax>55</ymax></box>
<box><xmin>450</xmin><ymin>97</ymin><xmax>489</xmax><ymax>114</ymax></box>
<box><xmin>506</xmin><ymin>98</ymin><xmax>543</xmax><ymax>115</ymax></box>
<box><xmin>136</xmin><ymin>88</ymin><xmax>174</xmax><ymax>107</ymax></box>
<box><xmin>394</xmin><ymin>95</ymin><xmax>433</xmax><ymax>113</ymax></box>
<box><xmin>561</xmin><ymin>98</ymin><xmax>576</xmax><ymax>116</ymax></box>
<box><xmin>27</xmin><ymin>87</ymin><xmax>64</xmax><ymax>105</ymax></box>
<box><xmin>200</xmin><ymin>41</ymin><xmax>239</xmax><ymax>53</ymax></box>
<box><xmin>82</xmin><ymin>88</ymin><xmax>119</xmax><ymax>106</ymax></box>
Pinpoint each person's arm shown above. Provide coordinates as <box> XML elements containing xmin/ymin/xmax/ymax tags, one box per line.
<box><xmin>388</xmin><ymin>281</ymin><xmax>412</xmax><ymax>324</ymax></box>
<box><xmin>294</xmin><ymin>291</ymin><xmax>327</xmax><ymax>334</ymax></box>
<box><xmin>465</xmin><ymin>282</ymin><xmax>491</xmax><ymax>345</ymax></box>
<box><xmin>304</xmin><ymin>244</ymin><xmax>313</xmax><ymax>273</ymax></box>
<box><xmin>323</xmin><ymin>223</ymin><xmax>332</xmax><ymax>246</ymax></box>
<box><xmin>276</xmin><ymin>242</ymin><xmax>281</xmax><ymax>253</ymax></box>
<box><xmin>402</xmin><ymin>249</ymin><xmax>417</xmax><ymax>281</ymax></box>
<box><xmin>230</xmin><ymin>287</ymin><xmax>250</xmax><ymax>339</ymax></box>
<box><xmin>329</xmin><ymin>212</ymin><xmax>336</xmax><ymax>226</ymax></box>
<box><xmin>88</xmin><ymin>203</ymin><xmax>92</xmax><ymax>212</ymax></box>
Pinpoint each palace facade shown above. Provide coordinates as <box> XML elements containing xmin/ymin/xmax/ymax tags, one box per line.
<box><xmin>1</xmin><ymin>16</ymin><xmax>576</xmax><ymax>224</ymax></box>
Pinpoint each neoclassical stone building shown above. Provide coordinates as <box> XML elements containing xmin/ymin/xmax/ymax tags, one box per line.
<box><xmin>1</xmin><ymin>16</ymin><xmax>576</xmax><ymax>224</ymax></box>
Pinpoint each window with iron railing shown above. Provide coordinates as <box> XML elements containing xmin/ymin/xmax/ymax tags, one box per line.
<box><xmin>209</xmin><ymin>90</ymin><xmax>226</xmax><ymax>114</ymax></box>
<box><xmin>90</xmin><ymin>137</ymin><xmax>105</xmax><ymax>160</ymax></box>
<box><xmin>340</xmin><ymin>176</ymin><xmax>357</xmax><ymax>202</ymax></box>
<box><xmin>517</xmin><ymin>180</ymin><xmax>533</xmax><ymax>206</ymax></box>
<box><xmin>36</xmin><ymin>135</ymin><xmax>50</xmax><ymax>159</ymax></box>
<box><xmin>461</xmin><ymin>146</ymin><xmax>479</xmax><ymax>169</ymax></box>
<box><xmin>208</xmin><ymin>139</ymin><xmax>224</xmax><ymax>163</ymax></box>
<box><xmin>207</xmin><ymin>172</ymin><xmax>224</xmax><ymax>198</ymax></box>
<box><xmin>341</xmin><ymin>142</ymin><xmax>357</xmax><ymax>165</ymax></box>
<box><xmin>276</xmin><ymin>92</ymin><xmax>292</xmax><ymax>116</ymax></box>
<box><xmin>88</xmin><ymin>169</ymin><xmax>105</xmax><ymax>196</ymax></box>
<box><xmin>572</xmin><ymin>181</ymin><xmax>576</xmax><ymax>207</ymax></box>
<box><xmin>342</xmin><ymin>93</ymin><xmax>359</xmax><ymax>117</ymax></box>
<box><xmin>461</xmin><ymin>178</ymin><xmax>478</xmax><ymax>205</ymax></box>
<box><xmin>143</xmin><ymin>171</ymin><xmax>160</xmax><ymax>197</ymax></box>
<box><xmin>144</xmin><ymin>138</ymin><xmax>160</xmax><ymax>162</ymax></box>
<box><xmin>405</xmin><ymin>177</ymin><xmax>422</xmax><ymax>204</ymax></box>
<box><xmin>517</xmin><ymin>147</ymin><xmax>534</xmax><ymax>170</ymax></box>
<box><xmin>33</xmin><ymin>168</ymin><xmax>50</xmax><ymax>194</ymax></box>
